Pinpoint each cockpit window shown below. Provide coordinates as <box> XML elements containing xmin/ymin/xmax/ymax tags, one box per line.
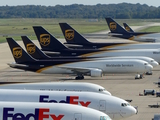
<box><xmin>99</xmin><ymin>89</ymin><xmax>106</xmax><ymax>91</ymax></box>
<box><xmin>100</xmin><ymin>116</ymin><xmax>110</xmax><ymax>120</ymax></box>
<box><xmin>151</xmin><ymin>60</ymin><xmax>153</xmax><ymax>62</ymax></box>
<box><xmin>144</xmin><ymin>63</ymin><xmax>148</xmax><ymax>65</ymax></box>
<box><xmin>121</xmin><ymin>103</ymin><xmax>130</xmax><ymax>107</ymax></box>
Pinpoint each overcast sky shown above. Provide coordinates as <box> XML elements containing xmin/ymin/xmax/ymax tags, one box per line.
<box><xmin>0</xmin><ymin>0</ymin><xmax>160</xmax><ymax>7</ymax></box>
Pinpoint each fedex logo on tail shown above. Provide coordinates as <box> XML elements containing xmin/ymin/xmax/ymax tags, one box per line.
<box><xmin>40</xmin><ymin>95</ymin><xmax>91</xmax><ymax>107</ymax></box>
<box><xmin>3</xmin><ymin>108</ymin><xmax>64</xmax><ymax>120</ymax></box>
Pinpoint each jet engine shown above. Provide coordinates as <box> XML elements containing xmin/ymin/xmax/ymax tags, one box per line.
<box><xmin>90</xmin><ymin>69</ymin><xmax>102</xmax><ymax>77</ymax></box>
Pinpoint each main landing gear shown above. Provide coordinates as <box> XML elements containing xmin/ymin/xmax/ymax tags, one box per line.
<box><xmin>75</xmin><ymin>75</ymin><xmax>84</xmax><ymax>80</ymax></box>
<box><xmin>146</xmin><ymin>71</ymin><xmax>153</xmax><ymax>75</ymax></box>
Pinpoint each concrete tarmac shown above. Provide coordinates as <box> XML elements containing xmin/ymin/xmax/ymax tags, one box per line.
<box><xmin>0</xmin><ymin>38</ymin><xmax>160</xmax><ymax>120</ymax></box>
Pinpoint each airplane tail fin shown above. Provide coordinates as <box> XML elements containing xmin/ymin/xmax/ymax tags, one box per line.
<box><xmin>33</xmin><ymin>26</ymin><xmax>68</xmax><ymax>51</ymax></box>
<box><xmin>123</xmin><ymin>23</ymin><xmax>134</xmax><ymax>32</ymax></box>
<box><xmin>6</xmin><ymin>38</ymin><xmax>36</xmax><ymax>64</ymax></box>
<box><xmin>59</xmin><ymin>23</ymin><xmax>90</xmax><ymax>44</ymax></box>
<box><xmin>21</xmin><ymin>36</ymin><xmax>50</xmax><ymax>59</ymax></box>
<box><xmin>105</xmin><ymin>17</ymin><xmax>128</xmax><ymax>34</ymax></box>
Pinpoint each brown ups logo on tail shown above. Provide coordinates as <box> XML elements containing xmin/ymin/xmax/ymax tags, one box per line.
<box><xmin>125</xmin><ymin>26</ymin><xmax>130</xmax><ymax>32</ymax></box>
<box><xmin>13</xmin><ymin>47</ymin><xmax>22</xmax><ymax>58</ymax></box>
<box><xmin>26</xmin><ymin>43</ymin><xmax>36</xmax><ymax>54</ymax></box>
<box><xmin>109</xmin><ymin>22</ymin><xmax>117</xmax><ymax>31</ymax></box>
<box><xmin>65</xmin><ymin>29</ymin><xmax>74</xmax><ymax>40</ymax></box>
<box><xmin>40</xmin><ymin>34</ymin><xmax>50</xmax><ymax>46</ymax></box>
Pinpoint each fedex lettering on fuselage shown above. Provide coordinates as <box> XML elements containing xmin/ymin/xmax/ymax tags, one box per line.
<box><xmin>40</xmin><ymin>95</ymin><xmax>91</xmax><ymax>107</ymax></box>
<box><xmin>3</xmin><ymin>108</ymin><xmax>64</xmax><ymax>120</ymax></box>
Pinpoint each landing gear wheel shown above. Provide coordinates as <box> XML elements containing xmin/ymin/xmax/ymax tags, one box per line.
<box><xmin>146</xmin><ymin>71</ymin><xmax>152</xmax><ymax>75</ymax></box>
<box><xmin>140</xmin><ymin>74</ymin><xmax>144</xmax><ymax>79</ymax></box>
<box><xmin>75</xmin><ymin>75</ymin><xmax>84</xmax><ymax>80</ymax></box>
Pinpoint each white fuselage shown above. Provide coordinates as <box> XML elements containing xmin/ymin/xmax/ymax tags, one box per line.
<box><xmin>103</xmin><ymin>42</ymin><xmax>160</xmax><ymax>50</ymax></box>
<box><xmin>39</xmin><ymin>59</ymin><xmax>152</xmax><ymax>75</ymax></box>
<box><xmin>0</xmin><ymin>82</ymin><xmax>111</xmax><ymax>95</ymax></box>
<box><xmin>0</xmin><ymin>101</ymin><xmax>111</xmax><ymax>120</ymax></box>
<box><xmin>0</xmin><ymin>89</ymin><xmax>137</xmax><ymax>120</ymax></box>
<box><xmin>133</xmin><ymin>33</ymin><xmax>160</xmax><ymax>42</ymax></box>
<box><xmin>94</xmin><ymin>56</ymin><xmax>158</xmax><ymax>67</ymax></box>
<box><xmin>82</xmin><ymin>49</ymin><xmax>160</xmax><ymax>63</ymax></box>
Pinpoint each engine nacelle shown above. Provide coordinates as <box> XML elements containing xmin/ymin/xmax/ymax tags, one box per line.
<box><xmin>90</xmin><ymin>69</ymin><xmax>102</xmax><ymax>77</ymax></box>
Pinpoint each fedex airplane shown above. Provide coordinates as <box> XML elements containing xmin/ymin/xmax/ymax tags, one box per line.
<box><xmin>0</xmin><ymin>82</ymin><xmax>112</xmax><ymax>95</ymax></box>
<box><xmin>59</xmin><ymin>22</ymin><xmax>160</xmax><ymax>50</ymax></box>
<box><xmin>106</xmin><ymin>17</ymin><xmax>160</xmax><ymax>42</ymax></box>
<box><xmin>0</xmin><ymin>89</ymin><xmax>137</xmax><ymax>120</ymax></box>
<box><xmin>6</xmin><ymin>38</ymin><xmax>153</xmax><ymax>79</ymax></box>
<box><xmin>0</xmin><ymin>101</ymin><xmax>111</xmax><ymax>120</ymax></box>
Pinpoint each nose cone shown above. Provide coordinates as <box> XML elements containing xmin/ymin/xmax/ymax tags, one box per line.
<box><xmin>122</xmin><ymin>106</ymin><xmax>137</xmax><ymax>118</ymax></box>
<box><xmin>152</xmin><ymin>61</ymin><xmax>159</xmax><ymax>67</ymax></box>
<box><xmin>130</xmin><ymin>106</ymin><xmax>137</xmax><ymax>115</ymax></box>
<box><xmin>103</xmin><ymin>91</ymin><xmax>112</xmax><ymax>95</ymax></box>
<box><xmin>146</xmin><ymin>64</ymin><xmax>153</xmax><ymax>71</ymax></box>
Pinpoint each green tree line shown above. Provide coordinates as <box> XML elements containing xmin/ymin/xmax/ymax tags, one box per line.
<box><xmin>0</xmin><ymin>3</ymin><xmax>160</xmax><ymax>19</ymax></box>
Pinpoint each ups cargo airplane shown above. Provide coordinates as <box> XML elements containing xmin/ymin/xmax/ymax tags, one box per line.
<box><xmin>21</xmin><ymin>35</ymin><xmax>157</xmax><ymax>75</ymax></box>
<box><xmin>0</xmin><ymin>82</ymin><xmax>112</xmax><ymax>95</ymax></box>
<box><xmin>33</xmin><ymin>26</ymin><xmax>160</xmax><ymax>54</ymax></box>
<box><xmin>33</xmin><ymin>26</ymin><xmax>107</xmax><ymax>56</ymax></box>
<box><xmin>6</xmin><ymin>38</ymin><xmax>153</xmax><ymax>79</ymax></box>
<box><xmin>0</xmin><ymin>89</ymin><xmax>137</xmax><ymax>119</ymax></box>
<box><xmin>58</xmin><ymin>28</ymin><xmax>160</xmax><ymax>65</ymax></box>
<box><xmin>59</xmin><ymin>23</ymin><xmax>160</xmax><ymax>50</ymax></box>
<box><xmin>106</xmin><ymin>17</ymin><xmax>160</xmax><ymax>42</ymax></box>
<box><xmin>21</xmin><ymin>35</ymin><xmax>158</xmax><ymax>69</ymax></box>
<box><xmin>0</xmin><ymin>102</ymin><xmax>111</xmax><ymax>120</ymax></box>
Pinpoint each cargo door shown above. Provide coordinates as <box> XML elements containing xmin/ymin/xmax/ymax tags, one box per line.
<box><xmin>99</xmin><ymin>100</ymin><xmax>106</xmax><ymax>111</ymax></box>
<box><xmin>74</xmin><ymin>113</ymin><xmax>82</xmax><ymax>120</ymax></box>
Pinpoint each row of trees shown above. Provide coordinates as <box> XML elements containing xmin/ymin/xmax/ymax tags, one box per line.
<box><xmin>0</xmin><ymin>3</ymin><xmax>160</xmax><ymax>18</ymax></box>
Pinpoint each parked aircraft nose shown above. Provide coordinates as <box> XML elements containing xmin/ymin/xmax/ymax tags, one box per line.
<box><xmin>130</xmin><ymin>106</ymin><xmax>137</xmax><ymax>115</ymax></box>
<box><xmin>124</xmin><ymin>106</ymin><xmax>137</xmax><ymax>117</ymax></box>
<box><xmin>103</xmin><ymin>91</ymin><xmax>112</xmax><ymax>95</ymax></box>
<box><xmin>134</xmin><ymin>106</ymin><xmax>138</xmax><ymax>114</ymax></box>
<box><xmin>146</xmin><ymin>64</ymin><xmax>153</xmax><ymax>71</ymax></box>
<box><xmin>152</xmin><ymin>61</ymin><xmax>159</xmax><ymax>67</ymax></box>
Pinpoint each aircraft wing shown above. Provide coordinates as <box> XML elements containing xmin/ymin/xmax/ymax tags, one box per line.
<box><xmin>58</xmin><ymin>66</ymin><xmax>91</xmax><ymax>73</ymax></box>
<box><xmin>107</xmin><ymin>32</ymin><xmax>124</xmax><ymax>36</ymax></box>
<box><xmin>7</xmin><ymin>63</ymin><xmax>29</xmax><ymax>68</ymax></box>
<box><xmin>43</xmin><ymin>51</ymin><xmax>60</xmax><ymax>55</ymax></box>
<box><xmin>58</xmin><ymin>66</ymin><xmax>102</xmax><ymax>77</ymax></box>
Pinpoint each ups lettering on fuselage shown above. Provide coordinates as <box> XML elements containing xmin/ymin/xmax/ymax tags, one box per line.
<box><xmin>26</xmin><ymin>43</ymin><xmax>36</xmax><ymax>54</ymax></box>
<box><xmin>40</xmin><ymin>34</ymin><xmax>50</xmax><ymax>46</ymax></box>
<box><xmin>13</xmin><ymin>47</ymin><xmax>22</xmax><ymax>58</ymax></box>
<box><xmin>65</xmin><ymin>29</ymin><xmax>74</xmax><ymax>40</ymax></box>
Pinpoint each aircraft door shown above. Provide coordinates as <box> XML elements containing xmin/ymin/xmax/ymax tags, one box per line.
<box><xmin>74</xmin><ymin>113</ymin><xmax>82</xmax><ymax>120</ymax></box>
<box><xmin>99</xmin><ymin>100</ymin><xmax>106</xmax><ymax>111</ymax></box>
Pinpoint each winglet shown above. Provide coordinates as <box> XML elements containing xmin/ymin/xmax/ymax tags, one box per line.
<box><xmin>33</xmin><ymin>26</ymin><xmax>68</xmax><ymax>51</ymax></box>
<box><xmin>6</xmin><ymin>38</ymin><xmax>36</xmax><ymax>64</ymax></box>
<box><xmin>59</xmin><ymin>23</ymin><xmax>90</xmax><ymax>44</ymax></box>
<box><xmin>105</xmin><ymin>17</ymin><xmax>128</xmax><ymax>34</ymax></box>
